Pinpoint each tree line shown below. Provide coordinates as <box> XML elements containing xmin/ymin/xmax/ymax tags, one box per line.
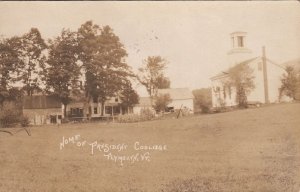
<box><xmin>0</xmin><ymin>20</ymin><xmax>171</xmax><ymax>119</ymax></box>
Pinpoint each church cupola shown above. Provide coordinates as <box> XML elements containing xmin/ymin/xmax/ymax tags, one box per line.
<box><xmin>227</xmin><ymin>31</ymin><xmax>252</xmax><ymax>67</ymax></box>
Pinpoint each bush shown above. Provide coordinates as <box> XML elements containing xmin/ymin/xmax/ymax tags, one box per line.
<box><xmin>0</xmin><ymin>102</ymin><xmax>30</xmax><ymax>128</ymax></box>
<box><xmin>0</xmin><ymin>102</ymin><xmax>21</xmax><ymax>128</ymax></box>
<box><xmin>117</xmin><ymin>114</ymin><xmax>141</xmax><ymax>123</ymax></box>
<box><xmin>140</xmin><ymin>108</ymin><xmax>155</xmax><ymax>120</ymax></box>
<box><xmin>200</xmin><ymin>105</ymin><xmax>210</xmax><ymax>113</ymax></box>
<box><xmin>153</xmin><ymin>94</ymin><xmax>172</xmax><ymax>113</ymax></box>
<box><xmin>192</xmin><ymin>88</ymin><xmax>212</xmax><ymax>114</ymax></box>
<box><xmin>117</xmin><ymin>108</ymin><xmax>156</xmax><ymax>123</ymax></box>
<box><xmin>20</xmin><ymin>116</ymin><xmax>30</xmax><ymax>127</ymax></box>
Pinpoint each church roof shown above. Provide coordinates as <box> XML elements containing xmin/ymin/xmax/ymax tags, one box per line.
<box><xmin>210</xmin><ymin>57</ymin><xmax>258</xmax><ymax>80</ymax></box>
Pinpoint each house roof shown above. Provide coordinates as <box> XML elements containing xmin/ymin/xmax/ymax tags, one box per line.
<box><xmin>157</xmin><ymin>88</ymin><xmax>194</xmax><ymax>100</ymax></box>
<box><xmin>23</xmin><ymin>95</ymin><xmax>61</xmax><ymax>109</ymax></box>
<box><xmin>135</xmin><ymin>97</ymin><xmax>152</xmax><ymax>107</ymax></box>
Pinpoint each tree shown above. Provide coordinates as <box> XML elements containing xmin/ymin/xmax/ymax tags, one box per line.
<box><xmin>153</xmin><ymin>93</ymin><xmax>172</xmax><ymax>113</ymax></box>
<box><xmin>78</xmin><ymin>21</ymin><xmax>132</xmax><ymax>116</ymax></box>
<box><xmin>43</xmin><ymin>29</ymin><xmax>81</xmax><ymax>118</ymax></box>
<box><xmin>280</xmin><ymin>66</ymin><xmax>299</xmax><ymax>100</ymax></box>
<box><xmin>0</xmin><ymin>37</ymin><xmax>23</xmax><ymax>106</ymax></box>
<box><xmin>157</xmin><ymin>75</ymin><xmax>171</xmax><ymax>89</ymax></box>
<box><xmin>19</xmin><ymin>28</ymin><xmax>47</xmax><ymax>96</ymax></box>
<box><xmin>119</xmin><ymin>81</ymin><xmax>139</xmax><ymax>113</ymax></box>
<box><xmin>227</xmin><ymin>63</ymin><xmax>255</xmax><ymax>108</ymax></box>
<box><xmin>138</xmin><ymin>56</ymin><xmax>169</xmax><ymax>97</ymax></box>
<box><xmin>192</xmin><ymin>88</ymin><xmax>212</xmax><ymax>113</ymax></box>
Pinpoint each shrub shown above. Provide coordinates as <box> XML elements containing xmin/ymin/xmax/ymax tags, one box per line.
<box><xmin>117</xmin><ymin>108</ymin><xmax>156</xmax><ymax>123</ymax></box>
<box><xmin>153</xmin><ymin>94</ymin><xmax>172</xmax><ymax>113</ymax></box>
<box><xmin>0</xmin><ymin>102</ymin><xmax>21</xmax><ymax>128</ymax></box>
<box><xmin>140</xmin><ymin>108</ymin><xmax>155</xmax><ymax>120</ymax></box>
<box><xmin>200</xmin><ymin>105</ymin><xmax>210</xmax><ymax>113</ymax></box>
<box><xmin>19</xmin><ymin>116</ymin><xmax>30</xmax><ymax>127</ymax></box>
<box><xmin>192</xmin><ymin>88</ymin><xmax>212</xmax><ymax>114</ymax></box>
<box><xmin>117</xmin><ymin>113</ymin><xmax>141</xmax><ymax>123</ymax></box>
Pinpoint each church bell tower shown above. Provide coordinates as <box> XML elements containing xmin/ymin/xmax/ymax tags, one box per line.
<box><xmin>227</xmin><ymin>31</ymin><xmax>252</xmax><ymax>68</ymax></box>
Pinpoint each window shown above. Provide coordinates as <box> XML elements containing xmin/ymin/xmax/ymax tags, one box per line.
<box><xmin>223</xmin><ymin>86</ymin><xmax>226</xmax><ymax>99</ymax></box>
<box><xmin>228</xmin><ymin>86</ymin><xmax>232</xmax><ymax>99</ymax></box>
<box><xmin>237</xmin><ymin>36</ymin><xmax>244</xmax><ymax>47</ymax></box>
<box><xmin>115</xmin><ymin>97</ymin><xmax>119</xmax><ymax>102</ymax></box>
<box><xmin>71</xmin><ymin>108</ymin><xmax>83</xmax><ymax>117</ymax></box>
<box><xmin>105</xmin><ymin>106</ymin><xmax>112</xmax><ymax>115</ymax></box>
<box><xmin>113</xmin><ymin>106</ymin><xmax>120</xmax><ymax>114</ymax></box>
<box><xmin>50</xmin><ymin>115</ymin><xmax>57</xmax><ymax>124</ymax></box>
<box><xmin>94</xmin><ymin>107</ymin><xmax>98</xmax><ymax>114</ymax></box>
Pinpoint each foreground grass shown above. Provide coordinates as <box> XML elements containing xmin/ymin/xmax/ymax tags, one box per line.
<box><xmin>0</xmin><ymin>103</ymin><xmax>300</xmax><ymax>192</ymax></box>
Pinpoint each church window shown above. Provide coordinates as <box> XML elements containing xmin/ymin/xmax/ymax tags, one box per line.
<box><xmin>237</xmin><ymin>36</ymin><xmax>244</xmax><ymax>47</ymax></box>
<box><xmin>223</xmin><ymin>86</ymin><xmax>226</xmax><ymax>99</ymax></box>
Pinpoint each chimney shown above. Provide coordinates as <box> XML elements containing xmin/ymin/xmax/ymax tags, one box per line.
<box><xmin>262</xmin><ymin>46</ymin><xmax>269</xmax><ymax>104</ymax></box>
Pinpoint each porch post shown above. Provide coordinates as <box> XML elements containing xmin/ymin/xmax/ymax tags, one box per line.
<box><xmin>111</xmin><ymin>106</ymin><xmax>113</xmax><ymax>116</ymax></box>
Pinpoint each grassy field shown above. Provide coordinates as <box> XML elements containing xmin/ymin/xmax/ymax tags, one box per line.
<box><xmin>0</xmin><ymin>103</ymin><xmax>300</xmax><ymax>192</ymax></box>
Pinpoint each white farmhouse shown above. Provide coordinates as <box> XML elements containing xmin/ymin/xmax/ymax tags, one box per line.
<box><xmin>210</xmin><ymin>32</ymin><xmax>287</xmax><ymax>108</ymax></box>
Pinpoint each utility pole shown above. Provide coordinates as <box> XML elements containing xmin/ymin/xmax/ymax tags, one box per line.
<box><xmin>262</xmin><ymin>46</ymin><xmax>269</xmax><ymax>104</ymax></box>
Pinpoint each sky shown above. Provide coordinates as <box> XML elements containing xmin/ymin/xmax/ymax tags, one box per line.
<box><xmin>0</xmin><ymin>1</ymin><xmax>300</xmax><ymax>96</ymax></box>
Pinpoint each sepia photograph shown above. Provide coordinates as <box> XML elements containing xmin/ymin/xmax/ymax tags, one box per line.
<box><xmin>0</xmin><ymin>1</ymin><xmax>300</xmax><ymax>191</ymax></box>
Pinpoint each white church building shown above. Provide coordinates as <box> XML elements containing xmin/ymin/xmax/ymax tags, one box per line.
<box><xmin>210</xmin><ymin>31</ymin><xmax>287</xmax><ymax>108</ymax></box>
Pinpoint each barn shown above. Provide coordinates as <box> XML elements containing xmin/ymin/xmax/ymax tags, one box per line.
<box><xmin>23</xmin><ymin>95</ymin><xmax>62</xmax><ymax>125</ymax></box>
<box><xmin>157</xmin><ymin>88</ymin><xmax>194</xmax><ymax>113</ymax></box>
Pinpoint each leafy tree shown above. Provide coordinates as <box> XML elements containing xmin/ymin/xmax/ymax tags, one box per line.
<box><xmin>192</xmin><ymin>88</ymin><xmax>212</xmax><ymax>113</ymax></box>
<box><xmin>0</xmin><ymin>37</ymin><xmax>23</xmax><ymax>106</ymax></box>
<box><xmin>77</xmin><ymin>21</ymin><xmax>102</xmax><ymax>118</ymax></box>
<box><xmin>19</xmin><ymin>28</ymin><xmax>47</xmax><ymax>96</ymax></box>
<box><xmin>227</xmin><ymin>63</ymin><xmax>255</xmax><ymax>108</ymax></box>
<box><xmin>0</xmin><ymin>88</ymin><xmax>23</xmax><ymax>128</ymax></box>
<box><xmin>157</xmin><ymin>75</ymin><xmax>171</xmax><ymax>89</ymax></box>
<box><xmin>280</xmin><ymin>66</ymin><xmax>299</xmax><ymax>100</ymax></box>
<box><xmin>138</xmin><ymin>56</ymin><xmax>169</xmax><ymax>97</ymax></box>
<box><xmin>119</xmin><ymin>81</ymin><xmax>139</xmax><ymax>113</ymax></box>
<box><xmin>78</xmin><ymin>21</ymin><xmax>132</xmax><ymax>116</ymax></box>
<box><xmin>153</xmin><ymin>93</ymin><xmax>172</xmax><ymax>113</ymax></box>
<box><xmin>43</xmin><ymin>29</ymin><xmax>81</xmax><ymax>118</ymax></box>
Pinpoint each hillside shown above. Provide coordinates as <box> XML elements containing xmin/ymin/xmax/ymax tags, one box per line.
<box><xmin>0</xmin><ymin>103</ymin><xmax>300</xmax><ymax>191</ymax></box>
